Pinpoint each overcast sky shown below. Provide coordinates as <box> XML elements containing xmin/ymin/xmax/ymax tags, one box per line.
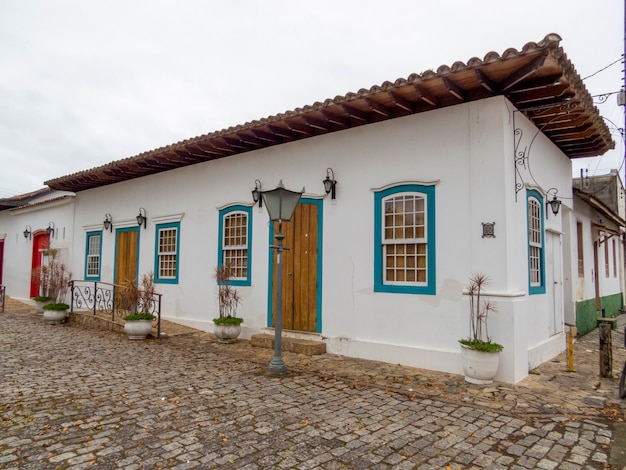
<box><xmin>0</xmin><ymin>0</ymin><xmax>623</xmax><ymax>197</ymax></box>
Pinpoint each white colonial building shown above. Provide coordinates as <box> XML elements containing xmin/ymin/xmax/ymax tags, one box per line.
<box><xmin>0</xmin><ymin>34</ymin><xmax>615</xmax><ymax>383</ymax></box>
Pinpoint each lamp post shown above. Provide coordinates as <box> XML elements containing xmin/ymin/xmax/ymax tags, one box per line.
<box><xmin>261</xmin><ymin>180</ymin><xmax>303</xmax><ymax>374</ymax></box>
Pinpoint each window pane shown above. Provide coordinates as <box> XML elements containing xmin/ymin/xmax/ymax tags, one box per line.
<box><xmin>382</xmin><ymin>192</ymin><xmax>428</xmax><ymax>286</ymax></box>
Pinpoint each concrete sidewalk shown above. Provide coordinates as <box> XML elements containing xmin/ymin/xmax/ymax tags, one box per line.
<box><xmin>1</xmin><ymin>297</ymin><xmax>626</xmax><ymax>469</ymax></box>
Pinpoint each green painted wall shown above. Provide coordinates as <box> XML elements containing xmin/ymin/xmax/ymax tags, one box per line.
<box><xmin>576</xmin><ymin>292</ymin><xmax>623</xmax><ymax>336</ymax></box>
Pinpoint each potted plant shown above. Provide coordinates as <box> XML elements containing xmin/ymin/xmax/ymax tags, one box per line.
<box><xmin>121</xmin><ymin>271</ymin><xmax>156</xmax><ymax>339</ymax></box>
<box><xmin>39</xmin><ymin>247</ymin><xmax>72</xmax><ymax>324</ymax></box>
<box><xmin>213</xmin><ymin>265</ymin><xmax>243</xmax><ymax>343</ymax></box>
<box><xmin>458</xmin><ymin>273</ymin><xmax>503</xmax><ymax>384</ymax></box>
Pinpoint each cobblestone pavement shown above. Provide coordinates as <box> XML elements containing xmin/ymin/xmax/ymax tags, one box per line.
<box><xmin>1</xmin><ymin>297</ymin><xmax>625</xmax><ymax>469</ymax></box>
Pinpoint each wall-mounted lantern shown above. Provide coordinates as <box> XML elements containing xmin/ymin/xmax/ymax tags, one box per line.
<box><xmin>323</xmin><ymin>168</ymin><xmax>337</xmax><ymax>200</ymax></box>
<box><xmin>251</xmin><ymin>179</ymin><xmax>263</xmax><ymax>208</ymax></box>
<box><xmin>103</xmin><ymin>213</ymin><xmax>113</xmax><ymax>232</ymax></box>
<box><xmin>23</xmin><ymin>225</ymin><xmax>32</xmax><ymax>240</ymax></box>
<box><xmin>46</xmin><ymin>222</ymin><xmax>55</xmax><ymax>237</ymax></box>
<box><xmin>136</xmin><ymin>208</ymin><xmax>147</xmax><ymax>229</ymax></box>
<box><xmin>546</xmin><ymin>188</ymin><xmax>561</xmax><ymax>217</ymax></box>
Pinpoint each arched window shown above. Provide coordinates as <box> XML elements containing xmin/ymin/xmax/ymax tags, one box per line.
<box><xmin>527</xmin><ymin>190</ymin><xmax>545</xmax><ymax>294</ymax></box>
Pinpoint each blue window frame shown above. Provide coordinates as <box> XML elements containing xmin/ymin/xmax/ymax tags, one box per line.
<box><xmin>527</xmin><ymin>189</ymin><xmax>545</xmax><ymax>294</ymax></box>
<box><xmin>154</xmin><ymin>222</ymin><xmax>180</xmax><ymax>284</ymax></box>
<box><xmin>84</xmin><ymin>231</ymin><xmax>102</xmax><ymax>281</ymax></box>
<box><xmin>374</xmin><ymin>184</ymin><xmax>436</xmax><ymax>294</ymax></box>
<box><xmin>218</xmin><ymin>205</ymin><xmax>252</xmax><ymax>286</ymax></box>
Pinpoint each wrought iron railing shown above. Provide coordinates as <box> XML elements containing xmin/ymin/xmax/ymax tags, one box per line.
<box><xmin>69</xmin><ymin>280</ymin><xmax>162</xmax><ymax>337</ymax></box>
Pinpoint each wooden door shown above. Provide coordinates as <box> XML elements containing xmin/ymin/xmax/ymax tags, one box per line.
<box><xmin>115</xmin><ymin>228</ymin><xmax>139</xmax><ymax>286</ymax></box>
<box><xmin>30</xmin><ymin>233</ymin><xmax>50</xmax><ymax>297</ymax></box>
<box><xmin>271</xmin><ymin>202</ymin><xmax>319</xmax><ymax>332</ymax></box>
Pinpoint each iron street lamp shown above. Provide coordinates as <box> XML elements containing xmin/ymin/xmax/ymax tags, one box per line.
<box><xmin>545</xmin><ymin>188</ymin><xmax>561</xmax><ymax>217</ymax></box>
<box><xmin>251</xmin><ymin>179</ymin><xmax>263</xmax><ymax>208</ymax></box>
<box><xmin>261</xmin><ymin>180</ymin><xmax>304</xmax><ymax>374</ymax></box>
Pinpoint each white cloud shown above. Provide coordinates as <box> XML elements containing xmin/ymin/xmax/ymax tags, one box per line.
<box><xmin>0</xmin><ymin>0</ymin><xmax>622</xmax><ymax>195</ymax></box>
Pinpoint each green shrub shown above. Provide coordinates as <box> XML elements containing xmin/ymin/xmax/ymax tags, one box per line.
<box><xmin>122</xmin><ymin>313</ymin><xmax>156</xmax><ymax>322</ymax></box>
<box><xmin>43</xmin><ymin>303</ymin><xmax>70</xmax><ymax>311</ymax></box>
<box><xmin>213</xmin><ymin>316</ymin><xmax>244</xmax><ymax>326</ymax></box>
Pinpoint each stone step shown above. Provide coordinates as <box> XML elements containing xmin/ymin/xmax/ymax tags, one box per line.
<box><xmin>251</xmin><ymin>333</ymin><xmax>326</xmax><ymax>356</ymax></box>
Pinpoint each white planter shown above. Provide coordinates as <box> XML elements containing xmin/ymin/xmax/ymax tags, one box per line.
<box><xmin>43</xmin><ymin>309</ymin><xmax>68</xmax><ymax>325</ymax></box>
<box><xmin>460</xmin><ymin>343</ymin><xmax>501</xmax><ymax>384</ymax></box>
<box><xmin>214</xmin><ymin>324</ymin><xmax>242</xmax><ymax>344</ymax></box>
<box><xmin>124</xmin><ymin>320</ymin><xmax>153</xmax><ymax>340</ymax></box>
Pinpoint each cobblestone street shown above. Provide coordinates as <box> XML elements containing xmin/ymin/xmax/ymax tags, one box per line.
<box><xmin>1</xmin><ymin>299</ymin><xmax>625</xmax><ymax>469</ymax></box>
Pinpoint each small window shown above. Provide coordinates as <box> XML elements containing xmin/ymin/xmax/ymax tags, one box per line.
<box><xmin>154</xmin><ymin>222</ymin><xmax>180</xmax><ymax>284</ymax></box>
<box><xmin>576</xmin><ymin>222</ymin><xmax>584</xmax><ymax>278</ymax></box>
<box><xmin>218</xmin><ymin>205</ymin><xmax>252</xmax><ymax>286</ymax></box>
<box><xmin>374</xmin><ymin>184</ymin><xmax>436</xmax><ymax>295</ymax></box>
<box><xmin>604</xmin><ymin>235</ymin><xmax>610</xmax><ymax>278</ymax></box>
<box><xmin>84</xmin><ymin>231</ymin><xmax>102</xmax><ymax>280</ymax></box>
<box><xmin>527</xmin><ymin>190</ymin><xmax>545</xmax><ymax>294</ymax></box>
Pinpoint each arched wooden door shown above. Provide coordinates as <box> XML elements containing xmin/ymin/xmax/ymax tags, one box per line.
<box><xmin>115</xmin><ymin>227</ymin><xmax>139</xmax><ymax>286</ymax></box>
<box><xmin>270</xmin><ymin>200</ymin><xmax>322</xmax><ymax>333</ymax></box>
<box><xmin>30</xmin><ymin>232</ymin><xmax>50</xmax><ymax>297</ymax></box>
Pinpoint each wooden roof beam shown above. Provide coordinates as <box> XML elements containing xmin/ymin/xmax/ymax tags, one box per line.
<box><xmin>475</xmin><ymin>69</ymin><xmax>498</xmax><ymax>93</ymax></box>
<box><xmin>413</xmin><ymin>85</ymin><xmax>438</xmax><ymax>106</ymax></box>
<box><xmin>442</xmin><ymin>77</ymin><xmax>465</xmax><ymax>101</ymax></box>
<box><xmin>500</xmin><ymin>51</ymin><xmax>549</xmax><ymax>92</ymax></box>
<box><xmin>284</xmin><ymin>118</ymin><xmax>313</xmax><ymax>135</ymax></box>
<box><xmin>250</xmin><ymin>128</ymin><xmax>282</xmax><ymax>144</ymax></box>
<box><xmin>189</xmin><ymin>142</ymin><xmax>227</xmax><ymax>157</ymax></box>
<box><xmin>221</xmin><ymin>136</ymin><xmax>251</xmax><ymax>150</ymax></box>
<box><xmin>366</xmin><ymin>98</ymin><xmax>391</xmax><ymax>118</ymax></box>
<box><xmin>267</xmin><ymin>124</ymin><xmax>297</xmax><ymax>139</ymax></box>
<box><xmin>389</xmin><ymin>92</ymin><xmax>414</xmax><ymax>112</ymax></box>
<box><xmin>301</xmin><ymin>115</ymin><xmax>332</xmax><ymax>131</ymax></box>
<box><xmin>321</xmin><ymin>109</ymin><xmax>350</xmax><ymax>127</ymax></box>
<box><xmin>341</xmin><ymin>103</ymin><xmax>369</xmax><ymax>122</ymax></box>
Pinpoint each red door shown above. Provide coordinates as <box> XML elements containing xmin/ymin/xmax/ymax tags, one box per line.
<box><xmin>0</xmin><ymin>239</ymin><xmax>4</xmax><ymax>285</ymax></box>
<box><xmin>30</xmin><ymin>233</ymin><xmax>50</xmax><ymax>297</ymax></box>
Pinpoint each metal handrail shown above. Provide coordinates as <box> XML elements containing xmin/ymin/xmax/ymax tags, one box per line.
<box><xmin>69</xmin><ymin>280</ymin><xmax>162</xmax><ymax>337</ymax></box>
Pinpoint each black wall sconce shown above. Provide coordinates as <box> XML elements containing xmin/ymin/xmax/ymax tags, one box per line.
<box><xmin>251</xmin><ymin>179</ymin><xmax>263</xmax><ymax>207</ymax></box>
<box><xmin>46</xmin><ymin>222</ymin><xmax>55</xmax><ymax>237</ymax></box>
<box><xmin>103</xmin><ymin>213</ymin><xmax>113</xmax><ymax>232</ymax></box>
<box><xmin>136</xmin><ymin>207</ymin><xmax>147</xmax><ymax>229</ymax></box>
<box><xmin>323</xmin><ymin>168</ymin><xmax>337</xmax><ymax>200</ymax></box>
<box><xmin>23</xmin><ymin>225</ymin><xmax>32</xmax><ymax>240</ymax></box>
<box><xmin>546</xmin><ymin>188</ymin><xmax>561</xmax><ymax>217</ymax></box>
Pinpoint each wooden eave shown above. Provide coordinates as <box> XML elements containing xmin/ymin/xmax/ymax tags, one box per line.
<box><xmin>45</xmin><ymin>33</ymin><xmax>614</xmax><ymax>193</ymax></box>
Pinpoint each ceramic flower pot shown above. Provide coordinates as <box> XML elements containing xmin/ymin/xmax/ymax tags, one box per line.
<box><xmin>460</xmin><ymin>343</ymin><xmax>500</xmax><ymax>384</ymax></box>
<box><xmin>43</xmin><ymin>309</ymin><xmax>68</xmax><ymax>325</ymax></box>
<box><xmin>214</xmin><ymin>324</ymin><xmax>242</xmax><ymax>344</ymax></box>
<box><xmin>124</xmin><ymin>320</ymin><xmax>153</xmax><ymax>339</ymax></box>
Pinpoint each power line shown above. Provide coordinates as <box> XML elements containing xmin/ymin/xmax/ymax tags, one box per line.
<box><xmin>581</xmin><ymin>56</ymin><xmax>623</xmax><ymax>81</ymax></box>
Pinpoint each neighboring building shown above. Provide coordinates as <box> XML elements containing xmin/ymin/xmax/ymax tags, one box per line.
<box><xmin>567</xmin><ymin>171</ymin><xmax>626</xmax><ymax>335</ymax></box>
<box><xmin>0</xmin><ymin>34</ymin><xmax>615</xmax><ymax>383</ymax></box>
<box><xmin>0</xmin><ymin>189</ymin><xmax>76</xmax><ymax>298</ymax></box>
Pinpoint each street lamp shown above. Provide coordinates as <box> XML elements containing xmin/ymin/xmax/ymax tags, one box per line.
<box><xmin>261</xmin><ymin>180</ymin><xmax>304</xmax><ymax>374</ymax></box>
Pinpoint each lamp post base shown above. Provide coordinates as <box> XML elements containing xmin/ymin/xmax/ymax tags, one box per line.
<box><xmin>269</xmin><ymin>358</ymin><xmax>287</xmax><ymax>374</ymax></box>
